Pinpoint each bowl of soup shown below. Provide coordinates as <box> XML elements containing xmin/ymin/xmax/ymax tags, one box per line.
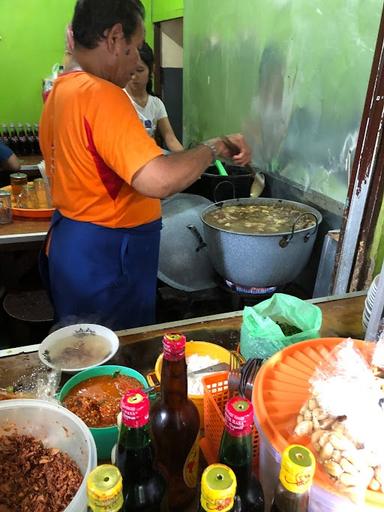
<box><xmin>39</xmin><ymin>323</ymin><xmax>119</xmax><ymax>373</ymax></box>
<box><xmin>59</xmin><ymin>365</ymin><xmax>147</xmax><ymax>460</ymax></box>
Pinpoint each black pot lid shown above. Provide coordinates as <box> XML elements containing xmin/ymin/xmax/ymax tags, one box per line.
<box><xmin>159</xmin><ymin>193</ymin><xmax>217</xmax><ymax>291</ymax></box>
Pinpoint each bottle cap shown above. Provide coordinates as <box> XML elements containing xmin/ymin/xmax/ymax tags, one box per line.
<box><xmin>200</xmin><ymin>464</ymin><xmax>236</xmax><ymax>512</ymax></box>
<box><xmin>224</xmin><ymin>396</ymin><xmax>254</xmax><ymax>436</ymax></box>
<box><xmin>279</xmin><ymin>444</ymin><xmax>316</xmax><ymax>494</ymax></box>
<box><xmin>162</xmin><ymin>333</ymin><xmax>186</xmax><ymax>361</ymax></box>
<box><xmin>121</xmin><ymin>389</ymin><xmax>149</xmax><ymax>428</ymax></box>
<box><xmin>87</xmin><ymin>464</ymin><xmax>123</xmax><ymax>512</ymax></box>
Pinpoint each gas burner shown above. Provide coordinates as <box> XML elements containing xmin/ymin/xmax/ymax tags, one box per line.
<box><xmin>224</xmin><ymin>279</ymin><xmax>277</xmax><ymax>296</ymax></box>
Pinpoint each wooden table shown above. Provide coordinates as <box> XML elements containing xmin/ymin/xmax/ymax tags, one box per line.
<box><xmin>0</xmin><ymin>291</ymin><xmax>366</xmax><ymax>389</ymax></box>
<box><xmin>0</xmin><ymin>218</ymin><xmax>49</xmax><ymax>247</ymax></box>
<box><xmin>0</xmin><ymin>291</ymin><xmax>366</xmax><ymax>512</ymax></box>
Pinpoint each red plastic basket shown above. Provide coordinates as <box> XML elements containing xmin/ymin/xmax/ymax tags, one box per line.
<box><xmin>200</xmin><ymin>371</ymin><xmax>259</xmax><ymax>474</ymax></box>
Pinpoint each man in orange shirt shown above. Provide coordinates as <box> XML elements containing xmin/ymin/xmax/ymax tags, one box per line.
<box><xmin>39</xmin><ymin>0</ymin><xmax>251</xmax><ymax>330</ymax></box>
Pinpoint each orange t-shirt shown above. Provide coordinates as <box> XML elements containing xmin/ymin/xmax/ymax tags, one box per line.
<box><xmin>39</xmin><ymin>71</ymin><xmax>163</xmax><ymax>228</ymax></box>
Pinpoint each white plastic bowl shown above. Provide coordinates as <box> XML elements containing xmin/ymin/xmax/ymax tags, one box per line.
<box><xmin>38</xmin><ymin>323</ymin><xmax>119</xmax><ymax>373</ymax></box>
<box><xmin>0</xmin><ymin>399</ymin><xmax>97</xmax><ymax>512</ymax></box>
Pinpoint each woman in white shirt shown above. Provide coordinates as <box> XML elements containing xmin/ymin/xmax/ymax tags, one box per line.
<box><xmin>124</xmin><ymin>43</ymin><xmax>184</xmax><ymax>152</ymax></box>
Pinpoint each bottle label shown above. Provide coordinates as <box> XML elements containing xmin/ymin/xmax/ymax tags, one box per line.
<box><xmin>225</xmin><ymin>396</ymin><xmax>253</xmax><ymax>436</ymax></box>
<box><xmin>201</xmin><ymin>496</ymin><xmax>233</xmax><ymax>511</ymax></box>
<box><xmin>183</xmin><ymin>433</ymin><xmax>200</xmax><ymax>488</ymax></box>
<box><xmin>163</xmin><ymin>333</ymin><xmax>186</xmax><ymax>361</ymax></box>
<box><xmin>279</xmin><ymin>445</ymin><xmax>315</xmax><ymax>494</ymax></box>
<box><xmin>121</xmin><ymin>389</ymin><xmax>149</xmax><ymax>428</ymax></box>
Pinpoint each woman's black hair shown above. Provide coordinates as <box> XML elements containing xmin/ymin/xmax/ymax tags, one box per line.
<box><xmin>72</xmin><ymin>0</ymin><xmax>144</xmax><ymax>50</ymax></box>
<box><xmin>139</xmin><ymin>42</ymin><xmax>154</xmax><ymax>95</ymax></box>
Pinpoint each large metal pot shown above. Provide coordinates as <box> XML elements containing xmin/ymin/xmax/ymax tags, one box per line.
<box><xmin>201</xmin><ymin>197</ymin><xmax>322</xmax><ymax>288</ymax></box>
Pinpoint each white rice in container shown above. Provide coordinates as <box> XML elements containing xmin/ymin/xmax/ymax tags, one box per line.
<box><xmin>186</xmin><ymin>354</ymin><xmax>220</xmax><ymax>395</ymax></box>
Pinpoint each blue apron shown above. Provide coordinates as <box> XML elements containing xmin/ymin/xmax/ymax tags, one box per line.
<box><xmin>40</xmin><ymin>210</ymin><xmax>161</xmax><ymax>330</ymax></box>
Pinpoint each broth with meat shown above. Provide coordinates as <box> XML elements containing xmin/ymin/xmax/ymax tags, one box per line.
<box><xmin>63</xmin><ymin>373</ymin><xmax>143</xmax><ymax>428</ymax></box>
<box><xmin>203</xmin><ymin>203</ymin><xmax>316</xmax><ymax>234</ymax></box>
<box><xmin>44</xmin><ymin>334</ymin><xmax>111</xmax><ymax>370</ymax></box>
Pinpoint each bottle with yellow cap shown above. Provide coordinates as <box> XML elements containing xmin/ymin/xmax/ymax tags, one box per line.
<box><xmin>270</xmin><ymin>445</ymin><xmax>316</xmax><ymax>512</ymax></box>
<box><xmin>198</xmin><ymin>463</ymin><xmax>241</xmax><ymax>512</ymax></box>
<box><xmin>87</xmin><ymin>464</ymin><xmax>123</xmax><ymax>512</ymax></box>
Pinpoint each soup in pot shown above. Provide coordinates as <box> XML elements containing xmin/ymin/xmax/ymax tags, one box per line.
<box><xmin>203</xmin><ymin>203</ymin><xmax>316</xmax><ymax>234</ymax></box>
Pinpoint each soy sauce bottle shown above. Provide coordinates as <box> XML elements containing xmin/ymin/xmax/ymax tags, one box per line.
<box><xmin>150</xmin><ymin>333</ymin><xmax>200</xmax><ymax>511</ymax></box>
<box><xmin>218</xmin><ymin>397</ymin><xmax>264</xmax><ymax>511</ymax></box>
<box><xmin>87</xmin><ymin>464</ymin><xmax>124</xmax><ymax>512</ymax></box>
<box><xmin>198</xmin><ymin>464</ymin><xmax>240</xmax><ymax>512</ymax></box>
<box><xmin>116</xmin><ymin>389</ymin><xmax>166</xmax><ymax>511</ymax></box>
<box><xmin>270</xmin><ymin>445</ymin><xmax>315</xmax><ymax>512</ymax></box>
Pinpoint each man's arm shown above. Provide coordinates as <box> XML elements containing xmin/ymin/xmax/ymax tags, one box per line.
<box><xmin>0</xmin><ymin>142</ymin><xmax>20</xmax><ymax>172</ymax></box>
<box><xmin>132</xmin><ymin>134</ymin><xmax>251</xmax><ymax>199</ymax></box>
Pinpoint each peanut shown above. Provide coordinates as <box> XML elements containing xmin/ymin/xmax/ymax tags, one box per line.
<box><xmin>304</xmin><ymin>409</ymin><xmax>313</xmax><ymax>421</ymax></box>
<box><xmin>340</xmin><ymin>457</ymin><xmax>357</xmax><ymax>475</ymax></box>
<box><xmin>324</xmin><ymin>460</ymin><xmax>343</xmax><ymax>478</ymax></box>
<box><xmin>308</xmin><ymin>398</ymin><xmax>318</xmax><ymax>411</ymax></box>
<box><xmin>329</xmin><ymin>433</ymin><xmax>355</xmax><ymax>452</ymax></box>
<box><xmin>320</xmin><ymin>441</ymin><xmax>334</xmax><ymax>461</ymax></box>
<box><xmin>294</xmin><ymin>420</ymin><xmax>313</xmax><ymax>437</ymax></box>
<box><xmin>340</xmin><ymin>472</ymin><xmax>359</xmax><ymax>487</ymax></box>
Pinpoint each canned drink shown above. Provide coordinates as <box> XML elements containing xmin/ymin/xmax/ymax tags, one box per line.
<box><xmin>10</xmin><ymin>172</ymin><xmax>28</xmax><ymax>198</ymax></box>
<box><xmin>87</xmin><ymin>464</ymin><xmax>123</xmax><ymax>512</ymax></box>
<box><xmin>0</xmin><ymin>190</ymin><xmax>12</xmax><ymax>224</ymax></box>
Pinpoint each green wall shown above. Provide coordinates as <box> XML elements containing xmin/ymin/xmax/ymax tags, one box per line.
<box><xmin>152</xmin><ymin>0</ymin><xmax>183</xmax><ymax>22</ymax></box>
<box><xmin>0</xmin><ymin>0</ymin><xmax>75</xmax><ymax>125</ymax></box>
<box><xmin>0</xmin><ymin>0</ymin><xmax>155</xmax><ymax>126</ymax></box>
<box><xmin>183</xmin><ymin>0</ymin><xmax>381</xmax><ymax>204</ymax></box>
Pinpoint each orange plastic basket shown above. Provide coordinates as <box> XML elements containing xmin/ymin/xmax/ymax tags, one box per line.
<box><xmin>200</xmin><ymin>371</ymin><xmax>259</xmax><ymax>474</ymax></box>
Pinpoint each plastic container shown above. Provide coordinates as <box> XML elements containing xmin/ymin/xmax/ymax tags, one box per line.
<box><xmin>59</xmin><ymin>365</ymin><xmax>148</xmax><ymax>461</ymax></box>
<box><xmin>152</xmin><ymin>341</ymin><xmax>232</xmax><ymax>426</ymax></box>
<box><xmin>253</xmin><ymin>337</ymin><xmax>383</xmax><ymax>511</ymax></box>
<box><xmin>0</xmin><ymin>398</ymin><xmax>97</xmax><ymax>512</ymax></box>
<box><xmin>200</xmin><ymin>371</ymin><xmax>259</xmax><ymax>473</ymax></box>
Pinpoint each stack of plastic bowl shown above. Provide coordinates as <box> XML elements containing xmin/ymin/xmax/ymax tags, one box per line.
<box><xmin>253</xmin><ymin>337</ymin><xmax>383</xmax><ymax>511</ymax></box>
<box><xmin>0</xmin><ymin>399</ymin><xmax>97</xmax><ymax>512</ymax></box>
<box><xmin>363</xmin><ymin>275</ymin><xmax>380</xmax><ymax>330</ymax></box>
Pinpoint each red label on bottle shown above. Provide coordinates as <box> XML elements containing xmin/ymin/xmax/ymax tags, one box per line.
<box><xmin>121</xmin><ymin>389</ymin><xmax>149</xmax><ymax>428</ymax></box>
<box><xmin>225</xmin><ymin>396</ymin><xmax>254</xmax><ymax>436</ymax></box>
<box><xmin>162</xmin><ymin>333</ymin><xmax>186</xmax><ymax>361</ymax></box>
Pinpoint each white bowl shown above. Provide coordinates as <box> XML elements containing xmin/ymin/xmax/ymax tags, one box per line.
<box><xmin>0</xmin><ymin>399</ymin><xmax>97</xmax><ymax>512</ymax></box>
<box><xmin>39</xmin><ymin>323</ymin><xmax>119</xmax><ymax>373</ymax></box>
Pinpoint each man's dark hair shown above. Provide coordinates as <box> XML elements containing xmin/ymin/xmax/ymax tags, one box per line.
<box><xmin>72</xmin><ymin>0</ymin><xmax>144</xmax><ymax>49</ymax></box>
<box><xmin>139</xmin><ymin>42</ymin><xmax>154</xmax><ymax>94</ymax></box>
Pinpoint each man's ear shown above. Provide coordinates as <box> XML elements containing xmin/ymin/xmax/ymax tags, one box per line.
<box><xmin>104</xmin><ymin>23</ymin><xmax>125</xmax><ymax>54</ymax></box>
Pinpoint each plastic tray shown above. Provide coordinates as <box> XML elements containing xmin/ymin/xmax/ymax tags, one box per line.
<box><xmin>200</xmin><ymin>370</ymin><xmax>259</xmax><ymax>473</ymax></box>
<box><xmin>2</xmin><ymin>185</ymin><xmax>54</xmax><ymax>219</ymax></box>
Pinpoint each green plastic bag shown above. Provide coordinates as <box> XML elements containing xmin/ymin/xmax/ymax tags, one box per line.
<box><xmin>240</xmin><ymin>293</ymin><xmax>322</xmax><ymax>360</ymax></box>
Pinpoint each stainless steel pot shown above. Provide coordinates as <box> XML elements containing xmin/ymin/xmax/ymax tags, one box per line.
<box><xmin>201</xmin><ymin>197</ymin><xmax>322</xmax><ymax>288</ymax></box>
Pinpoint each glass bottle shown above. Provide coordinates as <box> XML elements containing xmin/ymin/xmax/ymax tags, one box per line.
<box><xmin>198</xmin><ymin>463</ymin><xmax>240</xmax><ymax>512</ymax></box>
<box><xmin>218</xmin><ymin>396</ymin><xmax>264</xmax><ymax>511</ymax></box>
<box><xmin>1</xmin><ymin>124</ymin><xmax>10</xmax><ymax>147</ymax></box>
<box><xmin>9</xmin><ymin>122</ymin><xmax>19</xmax><ymax>154</ymax></box>
<box><xmin>115</xmin><ymin>389</ymin><xmax>166</xmax><ymax>511</ymax></box>
<box><xmin>33</xmin><ymin>123</ymin><xmax>41</xmax><ymax>154</ymax></box>
<box><xmin>87</xmin><ymin>464</ymin><xmax>123</xmax><ymax>512</ymax></box>
<box><xmin>17</xmin><ymin>123</ymin><xmax>28</xmax><ymax>155</ymax></box>
<box><xmin>25</xmin><ymin>123</ymin><xmax>35</xmax><ymax>155</ymax></box>
<box><xmin>150</xmin><ymin>333</ymin><xmax>200</xmax><ymax>511</ymax></box>
<box><xmin>270</xmin><ymin>445</ymin><xmax>315</xmax><ymax>512</ymax></box>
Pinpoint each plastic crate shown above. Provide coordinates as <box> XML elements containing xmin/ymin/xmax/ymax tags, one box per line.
<box><xmin>200</xmin><ymin>371</ymin><xmax>259</xmax><ymax>474</ymax></box>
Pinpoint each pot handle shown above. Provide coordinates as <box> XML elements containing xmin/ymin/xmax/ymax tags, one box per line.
<box><xmin>213</xmin><ymin>180</ymin><xmax>236</xmax><ymax>203</ymax></box>
<box><xmin>279</xmin><ymin>212</ymin><xmax>319</xmax><ymax>248</ymax></box>
<box><xmin>187</xmin><ymin>224</ymin><xmax>207</xmax><ymax>252</ymax></box>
